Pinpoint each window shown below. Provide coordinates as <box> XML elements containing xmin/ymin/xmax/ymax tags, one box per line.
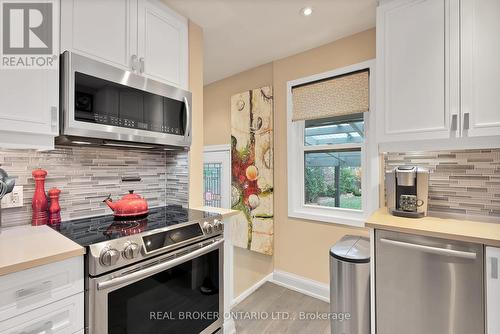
<box><xmin>203</xmin><ymin>162</ymin><xmax>222</xmax><ymax>207</ymax></box>
<box><xmin>287</xmin><ymin>61</ymin><xmax>378</xmax><ymax>227</ymax></box>
<box><xmin>304</xmin><ymin>114</ymin><xmax>363</xmax><ymax>210</ymax></box>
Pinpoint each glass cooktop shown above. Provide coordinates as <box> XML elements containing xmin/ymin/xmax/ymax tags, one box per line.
<box><xmin>51</xmin><ymin>205</ymin><xmax>219</xmax><ymax>246</ymax></box>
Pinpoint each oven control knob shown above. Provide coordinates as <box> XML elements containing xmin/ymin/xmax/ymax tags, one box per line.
<box><xmin>100</xmin><ymin>247</ymin><xmax>120</xmax><ymax>266</ymax></box>
<box><xmin>214</xmin><ymin>220</ymin><xmax>222</xmax><ymax>231</ymax></box>
<box><xmin>203</xmin><ymin>221</ymin><xmax>213</xmax><ymax>234</ymax></box>
<box><xmin>123</xmin><ymin>242</ymin><xmax>141</xmax><ymax>259</ymax></box>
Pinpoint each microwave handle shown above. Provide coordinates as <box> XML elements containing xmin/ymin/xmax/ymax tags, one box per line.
<box><xmin>184</xmin><ymin>96</ymin><xmax>191</xmax><ymax>140</ymax></box>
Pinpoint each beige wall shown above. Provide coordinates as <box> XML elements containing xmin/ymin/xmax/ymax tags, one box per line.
<box><xmin>204</xmin><ymin>29</ymin><xmax>376</xmax><ymax>295</ymax></box>
<box><xmin>204</xmin><ymin>63</ymin><xmax>274</xmax><ymax>297</ymax></box>
<box><xmin>188</xmin><ymin>21</ymin><xmax>204</xmax><ymax>207</ymax></box>
<box><xmin>273</xmin><ymin>29</ymin><xmax>375</xmax><ymax>283</ymax></box>
<box><xmin>233</xmin><ymin>247</ymin><xmax>273</xmax><ymax>296</ymax></box>
<box><xmin>204</xmin><ymin>62</ymin><xmax>274</xmax><ymax>146</ymax></box>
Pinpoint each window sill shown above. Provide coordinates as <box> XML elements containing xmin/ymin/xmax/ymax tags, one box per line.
<box><xmin>288</xmin><ymin>206</ymin><xmax>367</xmax><ymax>228</ymax></box>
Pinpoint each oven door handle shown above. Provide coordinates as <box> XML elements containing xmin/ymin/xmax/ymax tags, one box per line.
<box><xmin>97</xmin><ymin>239</ymin><xmax>223</xmax><ymax>291</ymax></box>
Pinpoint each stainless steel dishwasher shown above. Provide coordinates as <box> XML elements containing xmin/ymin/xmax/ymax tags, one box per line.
<box><xmin>375</xmin><ymin>230</ymin><xmax>484</xmax><ymax>334</ymax></box>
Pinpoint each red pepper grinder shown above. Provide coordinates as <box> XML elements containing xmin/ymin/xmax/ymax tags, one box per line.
<box><xmin>32</xmin><ymin>169</ymin><xmax>49</xmax><ymax>226</ymax></box>
<box><xmin>48</xmin><ymin>188</ymin><xmax>61</xmax><ymax>225</ymax></box>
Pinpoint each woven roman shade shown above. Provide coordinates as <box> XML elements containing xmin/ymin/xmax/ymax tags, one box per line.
<box><xmin>292</xmin><ymin>70</ymin><xmax>369</xmax><ymax>121</ymax></box>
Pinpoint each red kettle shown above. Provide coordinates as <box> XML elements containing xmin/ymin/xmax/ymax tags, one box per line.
<box><xmin>103</xmin><ymin>190</ymin><xmax>149</xmax><ymax>217</ymax></box>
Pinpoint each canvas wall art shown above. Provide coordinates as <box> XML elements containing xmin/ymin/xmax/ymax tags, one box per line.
<box><xmin>231</xmin><ymin>86</ymin><xmax>274</xmax><ymax>255</ymax></box>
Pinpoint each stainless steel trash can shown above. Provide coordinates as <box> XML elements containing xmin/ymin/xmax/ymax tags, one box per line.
<box><xmin>330</xmin><ymin>235</ymin><xmax>370</xmax><ymax>334</ymax></box>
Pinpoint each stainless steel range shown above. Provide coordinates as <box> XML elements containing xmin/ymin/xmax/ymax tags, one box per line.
<box><xmin>53</xmin><ymin>206</ymin><xmax>223</xmax><ymax>334</ymax></box>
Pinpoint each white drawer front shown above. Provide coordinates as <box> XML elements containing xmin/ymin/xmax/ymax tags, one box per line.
<box><xmin>0</xmin><ymin>292</ymin><xmax>84</xmax><ymax>334</ymax></box>
<box><xmin>0</xmin><ymin>256</ymin><xmax>83</xmax><ymax>321</ymax></box>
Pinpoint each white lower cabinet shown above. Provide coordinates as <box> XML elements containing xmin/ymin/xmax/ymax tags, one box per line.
<box><xmin>486</xmin><ymin>246</ymin><xmax>500</xmax><ymax>334</ymax></box>
<box><xmin>0</xmin><ymin>256</ymin><xmax>83</xmax><ymax>321</ymax></box>
<box><xmin>0</xmin><ymin>292</ymin><xmax>84</xmax><ymax>334</ymax></box>
<box><xmin>0</xmin><ymin>256</ymin><xmax>84</xmax><ymax>334</ymax></box>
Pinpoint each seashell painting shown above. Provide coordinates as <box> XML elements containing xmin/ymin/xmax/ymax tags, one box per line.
<box><xmin>230</xmin><ymin>86</ymin><xmax>274</xmax><ymax>255</ymax></box>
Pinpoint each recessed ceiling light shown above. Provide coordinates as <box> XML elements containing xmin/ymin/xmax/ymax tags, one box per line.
<box><xmin>300</xmin><ymin>6</ymin><xmax>313</xmax><ymax>16</ymax></box>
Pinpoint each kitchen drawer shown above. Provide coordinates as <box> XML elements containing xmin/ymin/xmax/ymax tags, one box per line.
<box><xmin>0</xmin><ymin>256</ymin><xmax>83</xmax><ymax>321</ymax></box>
<box><xmin>0</xmin><ymin>292</ymin><xmax>83</xmax><ymax>334</ymax></box>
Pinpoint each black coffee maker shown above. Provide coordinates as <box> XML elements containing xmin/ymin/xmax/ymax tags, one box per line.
<box><xmin>385</xmin><ymin>166</ymin><xmax>429</xmax><ymax>218</ymax></box>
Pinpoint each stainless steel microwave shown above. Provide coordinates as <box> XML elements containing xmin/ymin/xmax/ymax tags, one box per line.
<box><xmin>59</xmin><ymin>51</ymin><xmax>192</xmax><ymax>149</ymax></box>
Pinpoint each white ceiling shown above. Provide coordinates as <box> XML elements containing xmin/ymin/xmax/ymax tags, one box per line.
<box><xmin>163</xmin><ymin>0</ymin><xmax>376</xmax><ymax>85</ymax></box>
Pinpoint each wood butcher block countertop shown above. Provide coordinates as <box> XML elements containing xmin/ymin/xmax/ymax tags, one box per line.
<box><xmin>367</xmin><ymin>208</ymin><xmax>500</xmax><ymax>246</ymax></box>
<box><xmin>0</xmin><ymin>224</ymin><xmax>85</xmax><ymax>276</ymax></box>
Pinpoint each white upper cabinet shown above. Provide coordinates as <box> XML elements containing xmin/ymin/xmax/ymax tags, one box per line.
<box><xmin>61</xmin><ymin>0</ymin><xmax>137</xmax><ymax>71</ymax></box>
<box><xmin>377</xmin><ymin>0</ymin><xmax>500</xmax><ymax>150</ymax></box>
<box><xmin>61</xmin><ymin>0</ymin><xmax>188</xmax><ymax>88</ymax></box>
<box><xmin>0</xmin><ymin>0</ymin><xmax>59</xmax><ymax>150</ymax></box>
<box><xmin>461</xmin><ymin>0</ymin><xmax>500</xmax><ymax>138</ymax></box>
<box><xmin>377</xmin><ymin>0</ymin><xmax>460</xmax><ymax>144</ymax></box>
<box><xmin>0</xmin><ymin>66</ymin><xmax>59</xmax><ymax>149</ymax></box>
<box><xmin>137</xmin><ymin>0</ymin><xmax>188</xmax><ymax>89</ymax></box>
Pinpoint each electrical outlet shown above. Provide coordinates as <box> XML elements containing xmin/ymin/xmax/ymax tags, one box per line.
<box><xmin>1</xmin><ymin>185</ymin><xmax>23</xmax><ymax>208</ymax></box>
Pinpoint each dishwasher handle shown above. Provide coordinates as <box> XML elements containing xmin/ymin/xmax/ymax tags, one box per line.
<box><xmin>380</xmin><ymin>238</ymin><xmax>477</xmax><ymax>259</ymax></box>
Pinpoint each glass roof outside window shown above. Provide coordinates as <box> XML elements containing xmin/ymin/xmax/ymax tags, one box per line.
<box><xmin>304</xmin><ymin>149</ymin><xmax>361</xmax><ymax>168</ymax></box>
<box><xmin>304</xmin><ymin>113</ymin><xmax>364</xmax><ymax>146</ymax></box>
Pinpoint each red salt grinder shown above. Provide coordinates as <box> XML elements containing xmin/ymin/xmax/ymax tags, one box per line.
<box><xmin>32</xmin><ymin>169</ymin><xmax>49</xmax><ymax>226</ymax></box>
<box><xmin>48</xmin><ymin>188</ymin><xmax>61</xmax><ymax>225</ymax></box>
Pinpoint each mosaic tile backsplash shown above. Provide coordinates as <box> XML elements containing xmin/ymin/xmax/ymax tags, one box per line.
<box><xmin>0</xmin><ymin>146</ymin><xmax>189</xmax><ymax>227</ymax></box>
<box><xmin>385</xmin><ymin>149</ymin><xmax>500</xmax><ymax>221</ymax></box>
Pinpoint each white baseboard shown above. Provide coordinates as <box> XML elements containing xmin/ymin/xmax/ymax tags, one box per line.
<box><xmin>230</xmin><ymin>270</ymin><xmax>330</xmax><ymax>309</ymax></box>
<box><xmin>231</xmin><ymin>273</ymin><xmax>273</xmax><ymax>308</ymax></box>
<box><xmin>271</xmin><ymin>270</ymin><xmax>330</xmax><ymax>303</ymax></box>
<box><xmin>223</xmin><ymin>318</ymin><xmax>236</xmax><ymax>334</ymax></box>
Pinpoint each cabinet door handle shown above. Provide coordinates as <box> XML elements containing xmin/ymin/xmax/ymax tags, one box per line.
<box><xmin>51</xmin><ymin>106</ymin><xmax>58</xmax><ymax>134</ymax></box>
<box><xmin>139</xmin><ymin>57</ymin><xmax>145</xmax><ymax>73</ymax></box>
<box><xmin>450</xmin><ymin>113</ymin><xmax>458</xmax><ymax>131</ymax></box>
<box><xmin>130</xmin><ymin>55</ymin><xmax>138</xmax><ymax>72</ymax></box>
<box><xmin>492</xmin><ymin>257</ymin><xmax>498</xmax><ymax>279</ymax></box>
<box><xmin>15</xmin><ymin>280</ymin><xmax>52</xmax><ymax>299</ymax></box>
<box><xmin>19</xmin><ymin>321</ymin><xmax>53</xmax><ymax>334</ymax></box>
<box><xmin>463</xmin><ymin>112</ymin><xmax>470</xmax><ymax>130</ymax></box>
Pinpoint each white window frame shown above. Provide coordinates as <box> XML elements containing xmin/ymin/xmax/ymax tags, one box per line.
<box><xmin>287</xmin><ymin>60</ymin><xmax>378</xmax><ymax>227</ymax></box>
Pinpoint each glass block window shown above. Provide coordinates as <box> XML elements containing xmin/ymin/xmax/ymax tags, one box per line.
<box><xmin>203</xmin><ymin>163</ymin><xmax>222</xmax><ymax>207</ymax></box>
